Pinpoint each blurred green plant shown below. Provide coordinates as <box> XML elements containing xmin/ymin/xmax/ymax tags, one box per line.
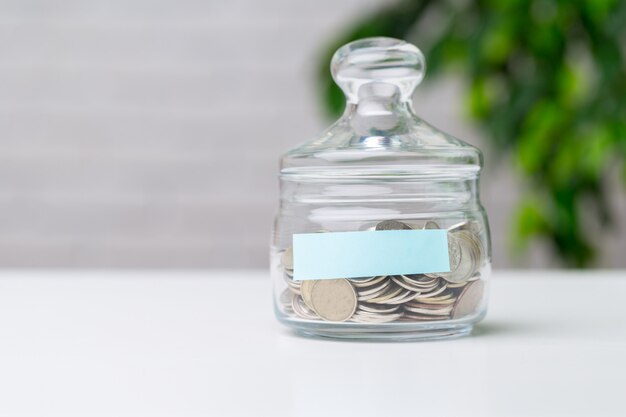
<box><xmin>318</xmin><ymin>0</ymin><xmax>626</xmax><ymax>267</ymax></box>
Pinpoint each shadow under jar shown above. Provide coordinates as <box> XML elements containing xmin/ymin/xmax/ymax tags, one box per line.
<box><xmin>271</xmin><ymin>37</ymin><xmax>491</xmax><ymax>341</ymax></box>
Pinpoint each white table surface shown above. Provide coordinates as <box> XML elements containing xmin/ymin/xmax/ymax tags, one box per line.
<box><xmin>0</xmin><ymin>270</ymin><xmax>625</xmax><ymax>417</ymax></box>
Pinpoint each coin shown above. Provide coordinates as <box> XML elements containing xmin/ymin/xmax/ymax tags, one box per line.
<box><xmin>452</xmin><ymin>280</ymin><xmax>485</xmax><ymax>319</ymax></box>
<box><xmin>425</xmin><ymin>221</ymin><xmax>485</xmax><ymax>281</ymax></box>
<box><xmin>310</xmin><ymin>279</ymin><xmax>357</xmax><ymax>322</ymax></box>
<box><xmin>352</xmin><ymin>311</ymin><xmax>404</xmax><ymax>323</ymax></box>
<box><xmin>281</xmin><ymin>246</ymin><xmax>294</xmax><ymax>271</ymax></box>
<box><xmin>446</xmin><ymin>281</ymin><xmax>469</xmax><ymax>289</ymax></box>
<box><xmin>358</xmin><ymin>303</ymin><xmax>400</xmax><ymax>314</ymax></box>
<box><xmin>383</xmin><ymin>289</ymin><xmax>418</xmax><ymax>305</ymax></box>
<box><xmin>352</xmin><ymin>300</ymin><xmax>403</xmax><ymax>323</ymax></box>
<box><xmin>404</xmin><ymin>305</ymin><xmax>453</xmax><ymax>315</ymax></box>
<box><xmin>416</xmin><ymin>295</ymin><xmax>456</xmax><ymax>305</ymax></box>
<box><xmin>400</xmin><ymin>313</ymin><xmax>445</xmax><ymax>321</ymax></box>
<box><xmin>366</xmin><ymin>285</ymin><xmax>405</xmax><ymax>304</ymax></box>
<box><xmin>392</xmin><ymin>275</ymin><xmax>439</xmax><ymax>293</ymax></box>
<box><xmin>285</xmin><ymin>278</ymin><xmax>301</xmax><ymax>295</ymax></box>
<box><xmin>463</xmin><ymin>231</ymin><xmax>485</xmax><ymax>269</ymax></box>
<box><xmin>438</xmin><ymin>233</ymin><xmax>476</xmax><ymax>284</ymax></box>
<box><xmin>423</xmin><ymin>220</ymin><xmax>440</xmax><ymax>230</ymax></box>
<box><xmin>300</xmin><ymin>280</ymin><xmax>318</xmax><ymax>311</ymax></box>
<box><xmin>284</xmin><ymin>270</ymin><xmax>301</xmax><ymax>294</ymax></box>
<box><xmin>357</xmin><ymin>279</ymin><xmax>392</xmax><ymax>299</ymax></box>
<box><xmin>375</xmin><ymin>220</ymin><xmax>412</xmax><ymax>230</ymax></box>
<box><xmin>349</xmin><ymin>275</ymin><xmax>387</xmax><ymax>288</ymax></box>
<box><xmin>401</xmin><ymin>274</ymin><xmax>436</xmax><ymax>284</ymax></box>
<box><xmin>448</xmin><ymin>221</ymin><xmax>470</xmax><ymax>232</ymax></box>
<box><xmin>391</xmin><ymin>277</ymin><xmax>425</xmax><ymax>293</ymax></box>
<box><xmin>413</xmin><ymin>282</ymin><xmax>448</xmax><ymax>299</ymax></box>
<box><xmin>291</xmin><ymin>294</ymin><xmax>319</xmax><ymax>320</ymax></box>
<box><xmin>449</xmin><ymin>220</ymin><xmax>482</xmax><ymax>235</ymax></box>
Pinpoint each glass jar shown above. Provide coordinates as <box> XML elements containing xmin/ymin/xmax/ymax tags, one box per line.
<box><xmin>271</xmin><ymin>37</ymin><xmax>491</xmax><ymax>341</ymax></box>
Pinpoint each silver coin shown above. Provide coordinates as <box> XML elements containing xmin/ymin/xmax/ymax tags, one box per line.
<box><xmin>426</xmin><ymin>221</ymin><xmax>485</xmax><ymax>281</ymax></box>
<box><xmin>398</xmin><ymin>274</ymin><xmax>438</xmax><ymax>287</ymax></box>
<box><xmin>446</xmin><ymin>281</ymin><xmax>468</xmax><ymax>289</ymax></box>
<box><xmin>414</xmin><ymin>295</ymin><xmax>455</xmax><ymax>304</ymax></box>
<box><xmin>350</xmin><ymin>275</ymin><xmax>387</xmax><ymax>288</ymax></box>
<box><xmin>452</xmin><ymin>280</ymin><xmax>485</xmax><ymax>319</ymax></box>
<box><xmin>448</xmin><ymin>221</ymin><xmax>470</xmax><ymax>232</ymax></box>
<box><xmin>421</xmin><ymin>290</ymin><xmax>455</xmax><ymax>300</ymax></box>
<box><xmin>449</xmin><ymin>220</ymin><xmax>482</xmax><ymax>235</ymax></box>
<box><xmin>393</xmin><ymin>275</ymin><xmax>440</xmax><ymax>293</ymax></box>
<box><xmin>300</xmin><ymin>280</ymin><xmax>318</xmax><ymax>311</ymax></box>
<box><xmin>401</xmin><ymin>313</ymin><xmax>447</xmax><ymax>321</ymax></box>
<box><xmin>384</xmin><ymin>289</ymin><xmax>419</xmax><ymax>305</ymax></box>
<box><xmin>310</xmin><ymin>279</ymin><xmax>358</xmax><ymax>322</ymax></box>
<box><xmin>402</xmin><ymin>306</ymin><xmax>446</xmax><ymax>314</ymax></box>
<box><xmin>439</xmin><ymin>233</ymin><xmax>476</xmax><ymax>284</ymax></box>
<box><xmin>404</xmin><ymin>304</ymin><xmax>453</xmax><ymax>315</ymax></box>
<box><xmin>391</xmin><ymin>276</ymin><xmax>426</xmax><ymax>293</ymax></box>
<box><xmin>351</xmin><ymin>312</ymin><xmax>403</xmax><ymax>323</ymax></box>
<box><xmin>415</xmin><ymin>296</ymin><xmax>456</xmax><ymax>306</ymax></box>
<box><xmin>357</xmin><ymin>279</ymin><xmax>392</xmax><ymax>298</ymax></box>
<box><xmin>285</xmin><ymin>279</ymin><xmax>301</xmax><ymax>295</ymax></box>
<box><xmin>406</xmin><ymin>296</ymin><xmax>452</xmax><ymax>306</ymax></box>
<box><xmin>465</xmin><ymin>232</ymin><xmax>486</xmax><ymax>269</ymax></box>
<box><xmin>401</xmin><ymin>274</ymin><xmax>436</xmax><ymax>283</ymax></box>
<box><xmin>408</xmin><ymin>283</ymin><xmax>439</xmax><ymax>291</ymax></box>
<box><xmin>413</xmin><ymin>282</ymin><xmax>448</xmax><ymax>299</ymax></box>
<box><xmin>423</xmin><ymin>220</ymin><xmax>441</xmax><ymax>230</ymax></box>
<box><xmin>365</xmin><ymin>285</ymin><xmax>404</xmax><ymax>304</ymax></box>
<box><xmin>375</xmin><ymin>220</ymin><xmax>412</xmax><ymax>231</ymax></box>
<box><xmin>284</xmin><ymin>271</ymin><xmax>301</xmax><ymax>293</ymax></box>
<box><xmin>291</xmin><ymin>294</ymin><xmax>319</xmax><ymax>320</ymax></box>
<box><xmin>281</xmin><ymin>246</ymin><xmax>293</xmax><ymax>271</ymax></box>
<box><xmin>358</xmin><ymin>303</ymin><xmax>400</xmax><ymax>314</ymax></box>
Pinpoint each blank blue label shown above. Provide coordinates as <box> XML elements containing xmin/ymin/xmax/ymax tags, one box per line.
<box><xmin>293</xmin><ymin>230</ymin><xmax>450</xmax><ymax>281</ymax></box>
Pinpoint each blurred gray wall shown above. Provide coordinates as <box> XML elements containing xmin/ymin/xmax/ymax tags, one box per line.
<box><xmin>1</xmin><ymin>0</ymin><xmax>625</xmax><ymax>268</ymax></box>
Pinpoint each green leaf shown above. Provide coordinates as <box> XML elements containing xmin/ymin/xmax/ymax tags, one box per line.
<box><xmin>317</xmin><ymin>0</ymin><xmax>626</xmax><ymax>267</ymax></box>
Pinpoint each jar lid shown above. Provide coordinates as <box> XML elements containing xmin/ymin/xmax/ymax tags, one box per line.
<box><xmin>282</xmin><ymin>37</ymin><xmax>482</xmax><ymax>179</ymax></box>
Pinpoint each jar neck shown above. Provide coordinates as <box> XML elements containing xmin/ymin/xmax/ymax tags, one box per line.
<box><xmin>344</xmin><ymin>99</ymin><xmax>414</xmax><ymax>118</ymax></box>
<box><xmin>340</xmin><ymin>82</ymin><xmax>415</xmax><ymax>135</ymax></box>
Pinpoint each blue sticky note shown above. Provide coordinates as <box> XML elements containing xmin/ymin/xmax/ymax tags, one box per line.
<box><xmin>293</xmin><ymin>230</ymin><xmax>450</xmax><ymax>281</ymax></box>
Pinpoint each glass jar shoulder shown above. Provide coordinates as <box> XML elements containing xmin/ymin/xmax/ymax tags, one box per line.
<box><xmin>280</xmin><ymin>118</ymin><xmax>483</xmax><ymax>180</ymax></box>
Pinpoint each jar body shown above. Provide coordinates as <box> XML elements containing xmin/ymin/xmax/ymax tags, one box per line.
<box><xmin>271</xmin><ymin>37</ymin><xmax>492</xmax><ymax>341</ymax></box>
<box><xmin>271</xmin><ymin>167</ymin><xmax>491</xmax><ymax>341</ymax></box>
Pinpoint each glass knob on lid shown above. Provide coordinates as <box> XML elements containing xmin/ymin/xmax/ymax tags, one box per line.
<box><xmin>330</xmin><ymin>37</ymin><xmax>432</xmax><ymax>138</ymax></box>
<box><xmin>331</xmin><ymin>37</ymin><xmax>426</xmax><ymax>104</ymax></box>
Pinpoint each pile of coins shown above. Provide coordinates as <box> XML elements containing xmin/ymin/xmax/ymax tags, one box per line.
<box><xmin>279</xmin><ymin>220</ymin><xmax>486</xmax><ymax>323</ymax></box>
